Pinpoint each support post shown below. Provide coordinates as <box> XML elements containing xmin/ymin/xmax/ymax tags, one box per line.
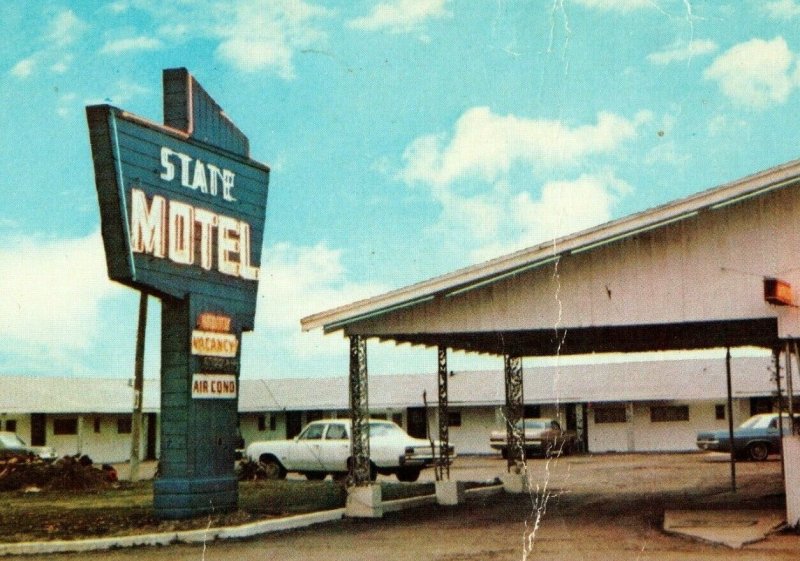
<box><xmin>130</xmin><ymin>292</ymin><xmax>147</xmax><ymax>482</ymax></box>
<box><xmin>349</xmin><ymin>336</ymin><xmax>371</xmax><ymax>485</ymax></box>
<box><xmin>792</xmin><ymin>341</ymin><xmax>800</xmax><ymax>434</ymax></box>
<box><xmin>504</xmin><ymin>355</ymin><xmax>524</xmax><ymax>471</ymax></box>
<box><xmin>788</xmin><ymin>342</ymin><xmax>796</xmax><ymax>431</ymax></box>
<box><xmin>437</xmin><ymin>346</ymin><xmax>450</xmax><ymax>480</ymax></box>
<box><xmin>774</xmin><ymin>347</ymin><xmax>785</xmax><ymax>482</ymax></box>
<box><xmin>725</xmin><ymin>347</ymin><xmax>736</xmax><ymax>493</ymax></box>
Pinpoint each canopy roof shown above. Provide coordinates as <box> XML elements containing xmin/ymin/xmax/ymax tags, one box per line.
<box><xmin>302</xmin><ymin>159</ymin><xmax>800</xmax><ymax>356</ymax></box>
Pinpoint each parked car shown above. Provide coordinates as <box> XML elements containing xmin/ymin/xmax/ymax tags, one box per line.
<box><xmin>696</xmin><ymin>413</ymin><xmax>799</xmax><ymax>461</ymax></box>
<box><xmin>489</xmin><ymin>418</ymin><xmax>577</xmax><ymax>459</ymax></box>
<box><xmin>0</xmin><ymin>432</ymin><xmax>57</xmax><ymax>461</ymax></box>
<box><xmin>246</xmin><ymin>419</ymin><xmax>454</xmax><ymax>482</ymax></box>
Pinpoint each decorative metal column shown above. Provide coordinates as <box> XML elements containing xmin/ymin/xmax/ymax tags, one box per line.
<box><xmin>349</xmin><ymin>335</ymin><xmax>371</xmax><ymax>485</ymax></box>
<box><xmin>437</xmin><ymin>345</ymin><xmax>450</xmax><ymax>480</ymax></box>
<box><xmin>504</xmin><ymin>355</ymin><xmax>524</xmax><ymax>470</ymax></box>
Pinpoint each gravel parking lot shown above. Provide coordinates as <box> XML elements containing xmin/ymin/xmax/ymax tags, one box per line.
<box><xmin>19</xmin><ymin>452</ymin><xmax>799</xmax><ymax>560</ymax></box>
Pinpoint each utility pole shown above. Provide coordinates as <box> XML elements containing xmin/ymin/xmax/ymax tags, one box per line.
<box><xmin>129</xmin><ymin>293</ymin><xmax>147</xmax><ymax>482</ymax></box>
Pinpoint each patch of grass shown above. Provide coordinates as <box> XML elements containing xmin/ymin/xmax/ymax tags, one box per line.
<box><xmin>0</xmin><ymin>478</ymin><xmax>439</xmax><ymax>543</ymax></box>
<box><xmin>239</xmin><ymin>479</ymin><xmax>347</xmax><ymax>514</ymax></box>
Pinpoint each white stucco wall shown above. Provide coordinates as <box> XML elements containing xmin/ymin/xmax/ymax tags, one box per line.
<box><xmin>434</xmin><ymin>405</ymin><xmax>497</xmax><ymax>455</ymax></box>
<box><xmin>3</xmin><ymin>397</ymin><xmax>764</xmax><ymax>464</ymax></box>
<box><xmin>240</xmin><ymin>412</ymin><xmax>288</xmax><ymax>445</ymax></box>
<box><xmin>1</xmin><ymin>415</ymin><xmax>31</xmax><ymax>444</ymax></box>
<box><xmin>586</xmin><ymin>399</ymin><xmax>754</xmax><ymax>453</ymax></box>
<box><xmin>42</xmin><ymin>414</ymin><xmax>152</xmax><ymax>463</ymax></box>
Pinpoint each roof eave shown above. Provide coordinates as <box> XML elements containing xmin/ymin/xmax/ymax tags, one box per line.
<box><xmin>301</xmin><ymin>158</ymin><xmax>800</xmax><ymax>334</ymax></box>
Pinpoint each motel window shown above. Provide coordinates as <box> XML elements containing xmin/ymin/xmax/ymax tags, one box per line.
<box><xmin>94</xmin><ymin>418</ymin><xmax>101</xmax><ymax>433</ymax></box>
<box><xmin>5</xmin><ymin>420</ymin><xmax>17</xmax><ymax>433</ymax></box>
<box><xmin>750</xmin><ymin>397</ymin><xmax>773</xmax><ymax>416</ymax></box>
<box><xmin>53</xmin><ymin>418</ymin><xmax>78</xmax><ymax>435</ymax></box>
<box><xmin>371</xmin><ymin>413</ymin><xmax>387</xmax><ymax>420</ymax></box>
<box><xmin>448</xmin><ymin>412</ymin><xmax>462</xmax><ymax>427</ymax></box>
<box><xmin>594</xmin><ymin>406</ymin><xmax>627</xmax><ymax>424</ymax></box>
<box><xmin>117</xmin><ymin>417</ymin><xmax>132</xmax><ymax>434</ymax></box>
<box><xmin>258</xmin><ymin>414</ymin><xmax>277</xmax><ymax>432</ymax></box>
<box><xmin>650</xmin><ymin>405</ymin><xmax>689</xmax><ymax>423</ymax></box>
<box><xmin>523</xmin><ymin>405</ymin><xmax>541</xmax><ymax>418</ymax></box>
<box><xmin>715</xmin><ymin>404</ymin><xmax>726</xmax><ymax>420</ymax></box>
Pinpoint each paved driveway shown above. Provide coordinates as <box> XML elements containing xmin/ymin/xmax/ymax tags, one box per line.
<box><xmin>26</xmin><ymin>453</ymin><xmax>797</xmax><ymax>561</ymax></box>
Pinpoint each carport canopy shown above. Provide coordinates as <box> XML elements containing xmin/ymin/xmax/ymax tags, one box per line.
<box><xmin>301</xmin><ymin>159</ymin><xmax>800</xmax><ymax>356</ymax></box>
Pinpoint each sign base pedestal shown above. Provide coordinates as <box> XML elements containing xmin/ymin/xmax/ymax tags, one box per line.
<box><xmin>154</xmin><ymin>475</ymin><xmax>238</xmax><ymax>520</ymax></box>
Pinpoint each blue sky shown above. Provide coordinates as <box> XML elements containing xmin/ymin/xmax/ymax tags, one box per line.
<box><xmin>2</xmin><ymin>0</ymin><xmax>800</xmax><ymax>379</ymax></box>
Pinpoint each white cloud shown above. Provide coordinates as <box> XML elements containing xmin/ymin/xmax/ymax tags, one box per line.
<box><xmin>47</xmin><ymin>9</ymin><xmax>87</xmax><ymax>47</ymax></box>
<box><xmin>253</xmin><ymin>242</ymin><xmax>386</xmax><ymax>358</ymax></box>
<box><xmin>0</xmin><ymin>231</ymin><xmax>120</xmax><ymax>357</ymax></box>
<box><xmin>215</xmin><ymin>0</ymin><xmax>330</xmax><ymax>79</ymax></box>
<box><xmin>9</xmin><ymin>58</ymin><xmax>35</xmax><ymax>78</ymax></box>
<box><xmin>56</xmin><ymin>92</ymin><xmax>77</xmax><ymax>118</ymax></box>
<box><xmin>647</xmin><ymin>39</ymin><xmax>718</xmax><ymax>65</ymax></box>
<box><xmin>85</xmin><ymin>80</ymin><xmax>150</xmax><ymax>106</ymax></box>
<box><xmin>707</xmin><ymin>113</ymin><xmax>750</xmax><ymax>137</ymax></box>
<box><xmin>348</xmin><ymin>0</ymin><xmax>450</xmax><ymax>34</ymax></box>
<box><xmin>100</xmin><ymin>36</ymin><xmax>163</xmax><ymax>55</ymax></box>
<box><xmin>8</xmin><ymin>9</ymin><xmax>86</xmax><ymax>78</ymax></box>
<box><xmin>704</xmin><ymin>37</ymin><xmax>797</xmax><ymax>109</ymax></box>
<box><xmin>764</xmin><ymin>0</ymin><xmax>800</xmax><ymax>19</ymax></box>
<box><xmin>50</xmin><ymin>54</ymin><xmax>74</xmax><ymax>74</ymax></box>
<box><xmin>569</xmin><ymin>0</ymin><xmax>653</xmax><ymax>12</ymax></box>
<box><xmin>106</xmin><ymin>1</ymin><xmax>131</xmax><ymax>14</ymax></box>
<box><xmin>399</xmin><ymin>107</ymin><xmax>650</xmax><ymax>186</ymax></box>
<box><xmin>464</xmin><ymin>173</ymin><xmax>632</xmax><ymax>263</ymax></box>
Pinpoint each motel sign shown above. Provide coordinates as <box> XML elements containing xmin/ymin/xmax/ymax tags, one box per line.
<box><xmin>87</xmin><ymin>68</ymin><xmax>269</xmax><ymax>518</ymax></box>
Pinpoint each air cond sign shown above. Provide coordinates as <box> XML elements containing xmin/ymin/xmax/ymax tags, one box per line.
<box><xmin>86</xmin><ymin>106</ymin><xmax>270</xmax><ymax>327</ymax></box>
<box><xmin>192</xmin><ymin>374</ymin><xmax>237</xmax><ymax>399</ymax></box>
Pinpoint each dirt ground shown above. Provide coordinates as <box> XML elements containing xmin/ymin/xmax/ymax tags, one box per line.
<box><xmin>12</xmin><ymin>452</ymin><xmax>800</xmax><ymax>560</ymax></box>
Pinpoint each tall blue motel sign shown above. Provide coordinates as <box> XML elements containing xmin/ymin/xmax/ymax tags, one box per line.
<box><xmin>86</xmin><ymin>68</ymin><xmax>270</xmax><ymax>519</ymax></box>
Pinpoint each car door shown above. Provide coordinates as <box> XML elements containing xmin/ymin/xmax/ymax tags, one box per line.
<box><xmin>287</xmin><ymin>423</ymin><xmax>327</xmax><ymax>471</ymax></box>
<box><xmin>767</xmin><ymin>416</ymin><xmax>782</xmax><ymax>447</ymax></box>
<box><xmin>318</xmin><ymin>422</ymin><xmax>350</xmax><ymax>472</ymax></box>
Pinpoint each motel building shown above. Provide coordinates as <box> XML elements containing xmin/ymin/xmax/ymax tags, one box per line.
<box><xmin>0</xmin><ymin>355</ymin><xmax>784</xmax><ymax>464</ymax></box>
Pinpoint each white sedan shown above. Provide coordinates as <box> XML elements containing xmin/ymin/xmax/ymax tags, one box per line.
<box><xmin>245</xmin><ymin>419</ymin><xmax>452</xmax><ymax>482</ymax></box>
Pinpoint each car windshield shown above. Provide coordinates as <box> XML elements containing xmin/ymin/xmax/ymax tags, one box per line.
<box><xmin>0</xmin><ymin>434</ymin><xmax>24</xmax><ymax>448</ymax></box>
<box><xmin>299</xmin><ymin>424</ymin><xmax>325</xmax><ymax>440</ymax></box>
<box><xmin>367</xmin><ymin>422</ymin><xmax>406</xmax><ymax>437</ymax></box>
<box><xmin>738</xmin><ymin>415</ymin><xmax>787</xmax><ymax>430</ymax></box>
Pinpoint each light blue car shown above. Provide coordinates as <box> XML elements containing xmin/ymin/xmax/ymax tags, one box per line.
<box><xmin>696</xmin><ymin>413</ymin><xmax>799</xmax><ymax>461</ymax></box>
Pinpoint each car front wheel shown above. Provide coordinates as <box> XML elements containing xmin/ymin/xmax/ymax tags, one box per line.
<box><xmin>747</xmin><ymin>442</ymin><xmax>770</xmax><ymax>461</ymax></box>
<box><xmin>259</xmin><ymin>456</ymin><xmax>287</xmax><ymax>479</ymax></box>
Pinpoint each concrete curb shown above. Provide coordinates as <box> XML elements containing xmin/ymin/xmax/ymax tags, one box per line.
<box><xmin>0</xmin><ymin>484</ymin><xmax>503</xmax><ymax>556</ymax></box>
<box><xmin>0</xmin><ymin>509</ymin><xmax>345</xmax><ymax>557</ymax></box>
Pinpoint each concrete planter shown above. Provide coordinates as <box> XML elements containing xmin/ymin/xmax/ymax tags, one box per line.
<box><xmin>345</xmin><ymin>484</ymin><xmax>383</xmax><ymax>518</ymax></box>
